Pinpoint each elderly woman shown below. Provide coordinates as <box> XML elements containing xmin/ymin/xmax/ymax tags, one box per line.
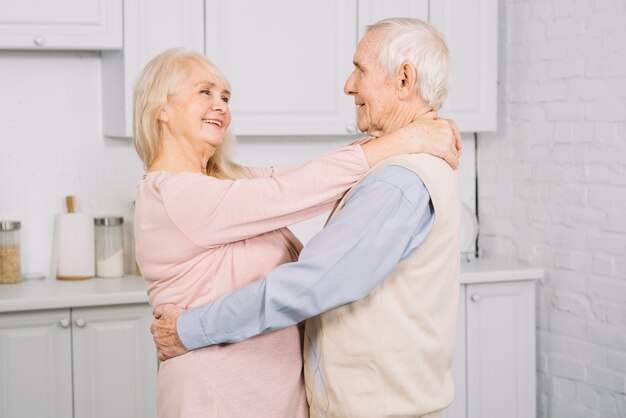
<box><xmin>133</xmin><ymin>47</ymin><xmax>459</xmax><ymax>417</ymax></box>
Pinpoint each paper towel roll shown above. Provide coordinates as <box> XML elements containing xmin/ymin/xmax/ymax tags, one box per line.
<box><xmin>52</xmin><ymin>197</ymin><xmax>95</xmax><ymax>280</ymax></box>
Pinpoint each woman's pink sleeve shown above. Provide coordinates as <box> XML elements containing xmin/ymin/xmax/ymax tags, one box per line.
<box><xmin>161</xmin><ymin>144</ymin><xmax>369</xmax><ymax>246</ymax></box>
<box><xmin>242</xmin><ymin>166</ymin><xmax>272</xmax><ymax>178</ymax></box>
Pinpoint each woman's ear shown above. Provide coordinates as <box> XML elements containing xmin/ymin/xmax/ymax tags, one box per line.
<box><xmin>158</xmin><ymin>108</ymin><xmax>170</xmax><ymax>124</ymax></box>
<box><xmin>397</xmin><ymin>62</ymin><xmax>417</xmax><ymax>99</ymax></box>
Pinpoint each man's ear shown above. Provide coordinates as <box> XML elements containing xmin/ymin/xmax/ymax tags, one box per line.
<box><xmin>397</xmin><ymin>62</ymin><xmax>417</xmax><ymax>99</ymax></box>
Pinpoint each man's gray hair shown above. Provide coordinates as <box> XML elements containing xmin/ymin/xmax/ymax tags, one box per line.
<box><xmin>368</xmin><ymin>17</ymin><xmax>450</xmax><ymax>110</ymax></box>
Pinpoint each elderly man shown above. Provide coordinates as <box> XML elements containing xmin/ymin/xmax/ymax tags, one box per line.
<box><xmin>152</xmin><ymin>17</ymin><xmax>460</xmax><ymax>418</ymax></box>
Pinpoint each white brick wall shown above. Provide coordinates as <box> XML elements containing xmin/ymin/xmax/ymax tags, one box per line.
<box><xmin>477</xmin><ymin>0</ymin><xmax>626</xmax><ymax>417</ymax></box>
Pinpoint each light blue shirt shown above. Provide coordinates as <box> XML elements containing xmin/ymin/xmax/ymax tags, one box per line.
<box><xmin>178</xmin><ymin>164</ymin><xmax>434</xmax><ymax>350</ymax></box>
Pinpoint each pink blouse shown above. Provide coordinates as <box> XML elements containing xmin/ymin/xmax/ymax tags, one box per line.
<box><xmin>134</xmin><ymin>145</ymin><xmax>369</xmax><ymax>418</ymax></box>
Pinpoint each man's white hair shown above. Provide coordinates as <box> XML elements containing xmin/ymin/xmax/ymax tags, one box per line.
<box><xmin>368</xmin><ymin>17</ymin><xmax>450</xmax><ymax>110</ymax></box>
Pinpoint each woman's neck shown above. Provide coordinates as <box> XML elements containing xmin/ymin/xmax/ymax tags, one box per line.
<box><xmin>149</xmin><ymin>135</ymin><xmax>214</xmax><ymax>174</ymax></box>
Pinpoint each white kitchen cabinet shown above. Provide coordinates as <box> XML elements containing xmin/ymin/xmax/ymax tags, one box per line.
<box><xmin>357</xmin><ymin>0</ymin><xmax>429</xmax><ymax>36</ymax></box>
<box><xmin>72</xmin><ymin>304</ymin><xmax>157</xmax><ymax>418</ymax></box>
<box><xmin>358</xmin><ymin>0</ymin><xmax>498</xmax><ymax>132</ymax></box>
<box><xmin>0</xmin><ymin>309</ymin><xmax>73</xmax><ymax>418</ymax></box>
<box><xmin>429</xmin><ymin>0</ymin><xmax>498</xmax><ymax>132</ymax></box>
<box><xmin>102</xmin><ymin>0</ymin><xmax>496</xmax><ymax>137</ymax></box>
<box><xmin>101</xmin><ymin>0</ymin><xmax>205</xmax><ymax>137</ymax></box>
<box><xmin>205</xmin><ymin>0</ymin><xmax>358</xmax><ymax>136</ymax></box>
<box><xmin>0</xmin><ymin>303</ymin><xmax>157</xmax><ymax>418</ymax></box>
<box><xmin>466</xmin><ymin>280</ymin><xmax>536</xmax><ymax>418</ymax></box>
<box><xmin>0</xmin><ymin>0</ymin><xmax>123</xmax><ymax>50</ymax></box>
<box><xmin>444</xmin><ymin>280</ymin><xmax>536</xmax><ymax>418</ymax></box>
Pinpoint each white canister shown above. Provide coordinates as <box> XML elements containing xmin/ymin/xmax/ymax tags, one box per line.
<box><xmin>94</xmin><ymin>217</ymin><xmax>125</xmax><ymax>278</ymax></box>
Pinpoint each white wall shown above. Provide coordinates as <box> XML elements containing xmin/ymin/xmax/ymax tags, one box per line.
<box><xmin>0</xmin><ymin>51</ymin><xmax>477</xmax><ymax>278</ymax></box>
<box><xmin>0</xmin><ymin>51</ymin><xmax>144</xmax><ymax>277</ymax></box>
<box><xmin>477</xmin><ymin>1</ymin><xmax>626</xmax><ymax>417</ymax></box>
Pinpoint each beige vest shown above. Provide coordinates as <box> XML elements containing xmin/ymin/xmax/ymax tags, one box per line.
<box><xmin>304</xmin><ymin>154</ymin><xmax>460</xmax><ymax>418</ymax></box>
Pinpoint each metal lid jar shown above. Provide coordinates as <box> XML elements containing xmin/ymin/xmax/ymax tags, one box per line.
<box><xmin>94</xmin><ymin>217</ymin><xmax>125</xmax><ymax>278</ymax></box>
<box><xmin>0</xmin><ymin>221</ymin><xmax>21</xmax><ymax>284</ymax></box>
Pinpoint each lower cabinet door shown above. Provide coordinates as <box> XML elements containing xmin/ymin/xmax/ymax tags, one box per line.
<box><xmin>0</xmin><ymin>309</ymin><xmax>73</xmax><ymax>418</ymax></box>
<box><xmin>466</xmin><ymin>281</ymin><xmax>536</xmax><ymax>418</ymax></box>
<box><xmin>71</xmin><ymin>303</ymin><xmax>157</xmax><ymax>418</ymax></box>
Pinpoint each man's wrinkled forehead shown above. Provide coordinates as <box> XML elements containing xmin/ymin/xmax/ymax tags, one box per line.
<box><xmin>354</xmin><ymin>30</ymin><xmax>385</xmax><ymax>70</ymax></box>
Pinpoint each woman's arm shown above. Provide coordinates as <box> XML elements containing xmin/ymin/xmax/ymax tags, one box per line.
<box><xmin>158</xmin><ymin>145</ymin><xmax>369</xmax><ymax>247</ymax></box>
<box><xmin>160</xmin><ymin>116</ymin><xmax>459</xmax><ymax>247</ymax></box>
<box><xmin>244</xmin><ymin>115</ymin><xmax>461</xmax><ymax>178</ymax></box>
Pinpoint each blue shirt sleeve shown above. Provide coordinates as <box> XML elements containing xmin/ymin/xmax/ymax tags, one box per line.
<box><xmin>177</xmin><ymin>165</ymin><xmax>435</xmax><ymax>349</ymax></box>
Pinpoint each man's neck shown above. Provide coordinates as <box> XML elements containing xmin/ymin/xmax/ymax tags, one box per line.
<box><xmin>372</xmin><ymin>101</ymin><xmax>432</xmax><ymax>138</ymax></box>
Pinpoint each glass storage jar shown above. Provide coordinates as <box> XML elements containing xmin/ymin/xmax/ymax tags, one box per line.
<box><xmin>94</xmin><ymin>217</ymin><xmax>125</xmax><ymax>278</ymax></box>
<box><xmin>0</xmin><ymin>221</ymin><xmax>21</xmax><ymax>284</ymax></box>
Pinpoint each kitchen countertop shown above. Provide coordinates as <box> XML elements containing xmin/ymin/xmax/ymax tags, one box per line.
<box><xmin>459</xmin><ymin>258</ymin><xmax>544</xmax><ymax>284</ymax></box>
<box><xmin>0</xmin><ymin>258</ymin><xmax>543</xmax><ymax>313</ymax></box>
<box><xmin>0</xmin><ymin>275</ymin><xmax>148</xmax><ymax>313</ymax></box>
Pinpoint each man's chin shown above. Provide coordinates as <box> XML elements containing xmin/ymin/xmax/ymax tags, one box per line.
<box><xmin>361</xmin><ymin>127</ymin><xmax>383</xmax><ymax>138</ymax></box>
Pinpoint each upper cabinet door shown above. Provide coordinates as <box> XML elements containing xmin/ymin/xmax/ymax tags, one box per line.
<box><xmin>357</xmin><ymin>0</ymin><xmax>429</xmax><ymax>39</ymax></box>
<box><xmin>430</xmin><ymin>0</ymin><xmax>498</xmax><ymax>131</ymax></box>
<box><xmin>205</xmin><ymin>0</ymin><xmax>358</xmax><ymax>136</ymax></box>
<box><xmin>358</xmin><ymin>0</ymin><xmax>498</xmax><ymax>132</ymax></box>
<box><xmin>0</xmin><ymin>0</ymin><xmax>123</xmax><ymax>50</ymax></box>
<box><xmin>101</xmin><ymin>0</ymin><xmax>205</xmax><ymax>138</ymax></box>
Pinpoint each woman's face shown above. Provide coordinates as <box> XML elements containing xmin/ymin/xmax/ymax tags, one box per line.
<box><xmin>161</xmin><ymin>63</ymin><xmax>232</xmax><ymax>155</ymax></box>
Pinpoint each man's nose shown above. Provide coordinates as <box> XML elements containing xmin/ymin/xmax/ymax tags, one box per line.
<box><xmin>344</xmin><ymin>73</ymin><xmax>356</xmax><ymax>96</ymax></box>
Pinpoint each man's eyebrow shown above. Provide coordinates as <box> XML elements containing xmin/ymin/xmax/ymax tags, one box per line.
<box><xmin>353</xmin><ymin>61</ymin><xmax>365</xmax><ymax>71</ymax></box>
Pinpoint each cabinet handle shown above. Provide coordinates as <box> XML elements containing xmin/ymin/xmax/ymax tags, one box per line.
<box><xmin>59</xmin><ymin>318</ymin><xmax>70</xmax><ymax>328</ymax></box>
<box><xmin>346</xmin><ymin>124</ymin><xmax>357</xmax><ymax>134</ymax></box>
<box><xmin>33</xmin><ymin>36</ymin><xmax>46</xmax><ymax>47</ymax></box>
<box><xmin>74</xmin><ymin>318</ymin><xmax>86</xmax><ymax>328</ymax></box>
<box><xmin>471</xmin><ymin>294</ymin><xmax>481</xmax><ymax>303</ymax></box>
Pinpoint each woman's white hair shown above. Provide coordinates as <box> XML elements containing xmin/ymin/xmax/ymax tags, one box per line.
<box><xmin>132</xmin><ymin>47</ymin><xmax>247</xmax><ymax>179</ymax></box>
<box><xmin>368</xmin><ymin>17</ymin><xmax>450</xmax><ymax>110</ymax></box>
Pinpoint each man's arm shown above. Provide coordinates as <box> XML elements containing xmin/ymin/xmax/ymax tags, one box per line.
<box><xmin>154</xmin><ymin>165</ymin><xmax>434</xmax><ymax>358</ymax></box>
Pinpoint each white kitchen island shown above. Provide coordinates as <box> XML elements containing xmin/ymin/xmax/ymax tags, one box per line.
<box><xmin>0</xmin><ymin>259</ymin><xmax>542</xmax><ymax>418</ymax></box>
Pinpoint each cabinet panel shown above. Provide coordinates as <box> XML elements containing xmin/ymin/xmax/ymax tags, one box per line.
<box><xmin>0</xmin><ymin>0</ymin><xmax>122</xmax><ymax>50</ymax></box>
<box><xmin>101</xmin><ymin>0</ymin><xmax>205</xmax><ymax>137</ymax></box>
<box><xmin>466</xmin><ymin>281</ymin><xmax>536</xmax><ymax>418</ymax></box>
<box><xmin>430</xmin><ymin>0</ymin><xmax>498</xmax><ymax>131</ymax></box>
<box><xmin>205</xmin><ymin>0</ymin><xmax>357</xmax><ymax>135</ymax></box>
<box><xmin>0</xmin><ymin>309</ymin><xmax>72</xmax><ymax>418</ymax></box>
<box><xmin>72</xmin><ymin>304</ymin><xmax>157</xmax><ymax>418</ymax></box>
<box><xmin>357</xmin><ymin>0</ymin><xmax>429</xmax><ymax>40</ymax></box>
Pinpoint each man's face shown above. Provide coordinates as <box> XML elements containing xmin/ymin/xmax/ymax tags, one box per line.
<box><xmin>344</xmin><ymin>31</ymin><xmax>397</xmax><ymax>137</ymax></box>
